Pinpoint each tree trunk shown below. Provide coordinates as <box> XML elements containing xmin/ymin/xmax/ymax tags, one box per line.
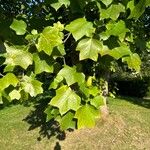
<box><xmin>100</xmin><ymin>73</ymin><xmax>110</xmax><ymax>120</ymax></box>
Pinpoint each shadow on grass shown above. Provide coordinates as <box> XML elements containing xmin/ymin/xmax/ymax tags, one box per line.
<box><xmin>23</xmin><ymin>92</ymin><xmax>65</xmax><ymax>149</ymax></box>
<box><xmin>118</xmin><ymin>96</ymin><xmax>150</xmax><ymax>109</ymax></box>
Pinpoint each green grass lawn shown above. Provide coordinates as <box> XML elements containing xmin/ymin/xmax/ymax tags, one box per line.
<box><xmin>0</xmin><ymin>97</ymin><xmax>150</xmax><ymax>150</ymax></box>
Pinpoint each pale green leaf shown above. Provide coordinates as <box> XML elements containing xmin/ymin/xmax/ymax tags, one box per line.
<box><xmin>122</xmin><ymin>53</ymin><xmax>141</xmax><ymax>72</ymax></box>
<box><xmin>65</xmin><ymin>18</ymin><xmax>95</xmax><ymax>41</ymax></box>
<box><xmin>51</xmin><ymin>0</ymin><xmax>70</xmax><ymax>10</ymax></box>
<box><xmin>50</xmin><ymin>85</ymin><xmax>81</xmax><ymax>115</ymax></box>
<box><xmin>33</xmin><ymin>53</ymin><xmax>53</xmax><ymax>74</ymax></box>
<box><xmin>75</xmin><ymin>104</ymin><xmax>100</xmax><ymax>129</ymax></box>
<box><xmin>4</xmin><ymin>44</ymin><xmax>33</xmax><ymax>70</ymax></box>
<box><xmin>90</xmin><ymin>95</ymin><xmax>105</xmax><ymax>109</ymax></box>
<box><xmin>89</xmin><ymin>86</ymin><xmax>99</xmax><ymax>97</ymax></box>
<box><xmin>21</xmin><ymin>75</ymin><xmax>43</xmax><ymax>97</ymax></box>
<box><xmin>76</xmin><ymin>38</ymin><xmax>102</xmax><ymax>61</ymax></box>
<box><xmin>109</xmin><ymin>45</ymin><xmax>131</xmax><ymax>60</ymax></box>
<box><xmin>9</xmin><ymin>90</ymin><xmax>21</xmax><ymax>100</ymax></box>
<box><xmin>0</xmin><ymin>73</ymin><xmax>19</xmax><ymax>91</ymax></box>
<box><xmin>10</xmin><ymin>19</ymin><xmax>27</xmax><ymax>35</ymax></box>
<box><xmin>105</xmin><ymin>20</ymin><xmax>129</xmax><ymax>41</ymax></box>
<box><xmin>58</xmin><ymin>65</ymin><xmax>85</xmax><ymax>86</ymax></box>
<box><xmin>49</xmin><ymin>75</ymin><xmax>63</xmax><ymax>89</ymax></box>
<box><xmin>101</xmin><ymin>4</ymin><xmax>125</xmax><ymax>20</ymax></box>
<box><xmin>37</xmin><ymin>22</ymin><xmax>64</xmax><ymax>55</ymax></box>
<box><xmin>101</xmin><ymin>0</ymin><xmax>112</xmax><ymax>6</ymax></box>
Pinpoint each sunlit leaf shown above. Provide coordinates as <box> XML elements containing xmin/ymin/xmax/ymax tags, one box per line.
<box><xmin>9</xmin><ymin>90</ymin><xmax>21</xmax><ymax>100</ymax></box>
<box><xmin>101</xmin><ymin>4</ymin><xmax>125</xmax><ymax>20</ymax></box>
<box><xmin>33</xmin><ymin>53</ymin><xmax>53</xmax><ymax>74</ymax></box>
<box><xmin>75</xmin><ymin>104</ymin><xmax>100</xmax><ymax>129</ymax></box>
<box><xmin>122</xmin><ymin>53</ymin><xmax>141</xmax><ymax>72</ymax></box>
<box><xmin>21</xmin><ymin>75</ymin><xmax>43</xmax><ymax>97</ymax></box>
<box><xmin>65</xmin><ymin>18</ymin><xmax>95</xmax><ymax>41</ymax></box>
<box><xmin>37</xmin><ymin>22</ymin><xmax>64</xmax><ymax>55</ymax></box>
<box><xmin>76</xmin><ymin>38</ymin><xmax>102</xmax><ymax>61</ymax></box>
<box><xmin>58</xmin><ymin>65</ymin><xmax>85</xmax><ymax>86</ymax></box>
<box><xmin>10</xmin><ymin>19</ymin><xmax>27</xmax><ymax>35</ymax></box>
<box><xmin>90</xmin><ymin>95</ymin><xmax>105</xmax><ymax>109</ymax></box>
<box><xmin>0</xmin><ymin>73</ymin><xmax>19</xmax><ymax>91</ymax></box>
<box><xmin>4</xmin><ymin>44</ymin><xmax>32</xmax><ymax>70</ymax></box>
<box><xmin>50</xmin><ymin>85</ymin><xmax>81</xmax><ymax>115</ymax></box>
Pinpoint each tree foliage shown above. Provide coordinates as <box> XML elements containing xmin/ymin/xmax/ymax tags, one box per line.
<box><xmin>0</xmin><ymin>0</ymin><xmax>149</xmax><ymax>130</ymax></box>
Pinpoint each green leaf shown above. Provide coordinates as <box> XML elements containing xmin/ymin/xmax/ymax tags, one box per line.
<box><xmin>50</xmin><ymin>85</ymin><xmax>81</xmax><ymax>115</ymax></box>
<box><xmin>58</xmin><ymin>112</ymin><xmax>76</xmax><ymax>130</ymax></box>
<box><xmin>44</xmin><ymin>106</ymin><xmax>60</xmax><ymax>122</ymax></box>
<box><xmin>9</xmin><ymin>90</ymin><xmax>21</xmax><ymax>100</ymax></box>
<box><xmin>0</xmin><ymin>73</ymin><xmax>19</xmax><ymax>91</ymax></box>
<box><xmin>122</xmin><ymin>53</ymin><xmax>141</xmax><ymax>72</ymax></box>
<box><xmin>105</xmin><ymin>20</ymin><xmax>129</xmax><ymax>41</ymax></box>
<box><xmin>101</xmin><ymin>0</ymin><xmax>112</xmax><ymax>7</ymax></box>
<box><xmin>146</xmin><ymin>0</ymin><xmax>150</xmax><ymax>6</ymax></box>
<box><xmin>50</xmin><ymin>75</ymin><xmax>64</xmax><ymax>89</ymax></box>
<box><xmin>75</xmin><ymin>104</ymin><xmax>100</xmax><ymax>129</ymax></box>
<box><xmin>10</xmin><ymin>19</ymin><xmax>27</xmax><ymax>35</ymax></box>
<box><xmin>58</xmin><ymin>65</ymin><xmax>85</xmax><ymax>86</ymax></box>
<box><xmin>51</xmin><ymin>0</ymin><xmax>70</xmax><ymax>10</ymax></box>
<box><xmin>101</xmin><ymin>4</ymin><xmax>125</xmax><ymax>20</ymax></box>
<box><xmin>109</xmin><ymin>45</ymin><xmax>131</xmax><ymax>60</ymax></box>
<box><xmin>33</xmin><ymin>53</ymin><xmax>53</xmax><ymax>74</ymax></box>
<box><xmin>128</xmin><ymin>0</ymin><xmax>147</xmax><ymax>19</ymax></box>
<box><xmin>21</xmin><ymin>75</ymin><xmax>43</xmax><ymax>97</ymax></box>
<box><xmin>90</xmin><ymin>95</ymin><xmax>105</xmax><ymax>109</ymax></box>
<box><xmin>4</xmin><ymin>44</ymin><xmax>33</xmax><ymax>70</ymax></box>
<box><xmin>76</xmin><ymin>38</ymin><xmax>102</xmax><ymax>61</ymax></box>
<box><xmin>65</xmin><ymin>18</ymin><xmax>95</xmax><ymax>41</ymax></box>
<box><xmin>89</xmin><ymin>86</ymin><xmax>99</xmax><ymax>97</ymax></box>
<box><xmin>37</xmin><ymin>22</ymin><xmax>64</xmax><ymax>55</ymax></box>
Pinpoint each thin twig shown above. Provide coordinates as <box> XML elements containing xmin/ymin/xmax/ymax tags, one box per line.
<box><xmin>63</xmin><ymin>33</ymin><xmax>71</xmax><ymax>43</ymax></box>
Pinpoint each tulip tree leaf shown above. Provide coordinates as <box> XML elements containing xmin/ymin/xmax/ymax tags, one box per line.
<box><xmin>0</xmin><ymin>73</ymin><xmax>19</xmax><ymax>91</ymax></box>
<box><xmin>109</xmin><ymin>45</ymin><xmax>131</xmax><ymax>60</ymax></box>
<box><xmin>76</xmin><ymin>38</ymin><xmax>103</xmax><ymax>61</ymax></box>
<box><xmin>51</xmin><ymin>0</ymin><xmax>70</xmax><ymax>10</ymax></box>
<box><xmin>75</xmin><ymin>104</ymin><xmax>100</xmax><ymax>129</ymax></box>
<box><xmin>10</xmin><ymin>19</ymin><xmax>27</xmax><ymax>35</ymax></box>
<box><xmin>21</xmin><ymin>75</ymin><xmax>43</xmax><ymax>97</ymax></box>
<box><xmin>9</xmin><ymin>90</ymin><xmax>21</xmax><ymax>100</ymax></box>
<box><xmin>101</xmin><ymin>4</ymin><xmax>125</xmax><ymax>20</ymax></box>
<box><xmin>4</xmin><ymin>44</ymin><xmax>33</xmax><ymax>70</ymax></box>
<box><xmin>37</xmin><ymin>22</ymin><xmax>64</xmax><ymax>55</ymax></box>
<box><xmin>65</xmin><ymin>18</ymin><xmax>95</xmax><ymax>41</ymax></box>
<box><xmin>105</xmin><ymin>20</ymin><xmax>129</xmax><ymax>41</ymax></box>
<box><xmin>101</xmin><ymin>0</ymin><xmax>113</xmax><ymax>6</ymax></box>
<box><xmin>58</xmin><ymin>65</ymin><xmax>85</xmax><ymax>86</ymax></box>
<box><xmin>128</xmin><ymin>0</ymin><xmax>147</xmax><ymax>19</ymax></box>
<box><xmin>50</xmin><ymin>85</ymin><xmax>81</xmax><ymax>115</ymax></box>
<box><xmin>122</xmin><ymin>53</ymin><xmax>141</xmax><ymax>72</ymax></box>
<box><xmin>33</xmin><ymin>53</ymin><xmax>54</xmax><ymax>74</ymax></box>
<box><xmin>90</xmin><ymin>95</ymin><xmax>105</xmax><ymax>109</ymax></box>
<box><xmin>57</xmin><ymin>112</ymin><xmax>76</xmax><ymax>130</ymax></box>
